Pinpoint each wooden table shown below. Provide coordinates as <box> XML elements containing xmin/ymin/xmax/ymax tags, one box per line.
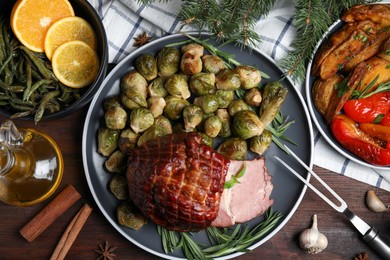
<box><xmin>0</xmin><ymin>108</ymin><xmax>389</xmax><ymax>260</ymax></box>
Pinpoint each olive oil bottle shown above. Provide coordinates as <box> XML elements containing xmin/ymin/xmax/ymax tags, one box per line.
<box><xmin>0</xmin><ymin>120</ymin><xmax>63</xmax><ymax>206</ymax></box>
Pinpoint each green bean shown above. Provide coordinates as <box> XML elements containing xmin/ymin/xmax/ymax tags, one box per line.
<box><xmin>0</xmin><ymin>79</ymin><xmax>25</xmax><ymax>93</ymax></box>
<box><xmin>23</xmin><ymin>79</ymin><xmax>52</xmax><ymax>101</ymax></box>
<box><xmin>9</xmin><ymin>100</ymin><xmax>34</xmax><ymax>112</ymax></box>
<box><xmin>34</xmin><ymin>90</ymin><xmax>60</xmax><ymax>124</ymax></box>
<box><xmin>20</xmin><ymin>46</ymin><xmax>55</xmax><ymax>80</ymax></box>
<box><xmin>11</xmin><ymin>110</ymin><xmax>32</xmax><ymax>118</ymax></box>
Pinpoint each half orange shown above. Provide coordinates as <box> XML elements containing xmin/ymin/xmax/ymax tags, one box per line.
<box><xmin>11</xmin><ymin>0</ymin><xmax>75</xmax><ymax>52</ymax></box>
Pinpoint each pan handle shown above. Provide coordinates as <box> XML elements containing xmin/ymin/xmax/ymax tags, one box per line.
<box><xmin>363</xmin><ymin>227</ymin><xmax>390</xmax><ymax>259</ymax></box>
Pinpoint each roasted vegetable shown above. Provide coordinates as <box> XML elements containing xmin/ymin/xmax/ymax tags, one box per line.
<box><xmin>130</xmin><ymin>107</ymin><xmax>155</xmax><ymax>133</ymax></box>
<box><xmin>258</xmin><ymin>82</ymin><xmax>288</xmax><ymax>127</ymax></box>
<box><xmin>235</xmin><ymin>65</ymin><xmax>261</xmax><ymax>89</ymax></box>
<box><xmin>215</xmin><ymin>69</ymin><xmax>241</xmax><ymax>90</ymax></box>
<box><xmin>360</xmin><ymin>123</ymin><xmax>390</xmax><ymax>142</ymax></box>
<box><xmin>157</xmin><ymin>47</ymin><xmax>180</xmax><ymax>77</ymax></box>
<box><xmin>189</xmin><ymin>72</ymin><xmax>216</xmax><ymax>95</ymax></box>
<box><xmin>232</xmin><ymin>110</ymin><xmax>264</xmax><ymax>139</ymax></box>
<box><xmin>147</xmin><ymin>96</ymin><xmax>166</xmax><ymax>118</ymax></box>
<box><xmin>250</xmin><ymin>130</ymin><xmax>272</xmax><ymax>155</ymax></box>
<box><xmin>204</xmin><ymin>115</ymin><xmax>222</xmax><ymax>138</ymax></box>
<box><xmin>215</xmin><ymin>90</ymin><xmax>234</xmax><ymax>109</ymax></box>
<box><xmin>180</xmin><ymin>49</ymin><xmax>202</xmax><ymax>75</ymax></box>
<box><xmin>164</xmin><ymin>95</ymin><xmax>190</xmax><ymax>120</ymax></box>
<box><xmin>109</xmin><ymin>174</ymin><xmax>128</xmax><ymax>200</ymax></box>
<box><xmin>117</xmin><ymin>201</ymin><xmax>147</xmax><ymax>230</ymax></box>
<box><xmin>98</xmin><ymin>128</ymin><xmax>120</xmax><ymax>156</ymax></box>
<box><xmin>148</xmin><ymin>77</ymin><xmax>168</xmax><ymax>98</ymax></box>
<box><xmin>217</xmin><ymin>137</ymin><xmax>247</xmax><ymax>160</ymax></box>
<box><xmin>331</xmin><ymin>114</ymin><xmax>390</xmax><ymax>166</ymax></box>
<box><xmin>105</xmin><ymin>150</ymin><xmax>126</xmax><ymax>173</ymax></box>
<box><xmin>104</xmin><ymin>95</ymin><xmax>122</xmax><ymax>111</ymax></box>
<box><xmin>228</xmin><ymin>99</ymin><xmax>251</xmax><ymax>117</ymax></box>
<box><xmin>181</xmin><ymin>43</ymin><xmax>204</xmax><ymax>56</ymax></box>
<box><xmin>244</xmin><ymin>87</ymin><xmax>262</xmax><ymax>107</ymax></box>
<box><xmin>121</xmin><ymin>90</ymin><xmax>148</xmax><ymax>110</ymax></box>
<box><xmin>312</xmin><ymin>74</ymin><xmax>343</xmax><ymax>116</ymax></box>
<box><xmin>341</xmin><ymin>4</ymin><xmax>390</xmax><ymax>27</ymax></box>
<box><xmin>118</xmin><ymin>128</ymin><xmax>139</xmax><ymax>153</ymax></box>
<box><xmin>165</xmin><ymin>74</ymin><xmax>191</xmax><ymax>99</ymax></box>
<box><xmin>379</xmin><ymin>38</ymin><xmax>390</xmax><ymax>62</ymax></box>
<box><xmin>105</xmin><ymin>106</ymin><xmax>128</xmax><ymax>130</ymax></box>
<box><xmin>202</xmin><ymin>54</ymin><xmax>227</xmax><ymax>74</ymax></box>
<box><xmin>183</xmin><ymin>104</ymin><xmax>203</xmax><ymax>131</ymax></box>
<box><xmin>120</xmin><ymin>70</ymin><xmax>148</xmax><ymax>97</ymax></box>
<box><xmin>135</xmin><ymin>53</ymin><xmax>158</xmax><ymax>81</ymax></box>
<box><xmin>194</xmin><ymin>94</ymin><xmax>219</xmax><ymax>114</ymax></box>
<box><xmin>215</xmin><ymin>108</ymin><xmax>232</xmax><ymax>138</ymax></box>
<box><xmin>137</xmin><ymin>115</ymin><xmax>173</xmax><ymax>146</ymax></box>
<box><xmin>354</xmin><ymin>57</ymin><xmax>390</xmax><ymax>93</ymax></box>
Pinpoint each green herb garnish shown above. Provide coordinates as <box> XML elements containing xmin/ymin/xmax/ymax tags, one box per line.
<box><xmin>224</xmin><ymin>163</ymin><xmax>246</xmax><ymax>189</ymax></box>
<box><xmin>267</xmin><ymin>111</ymin><xmax>297</xmax><ymax>153</ymax></box>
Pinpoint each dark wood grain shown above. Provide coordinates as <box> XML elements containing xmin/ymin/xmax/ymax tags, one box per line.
<box><xmin>0</xmin><ymin>109</ymin><xmax>389</xmax><ymax>260</ymax></box>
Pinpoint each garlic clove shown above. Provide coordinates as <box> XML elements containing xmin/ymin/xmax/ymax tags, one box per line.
<box><xmin>299</xmin><ymin>214</ymin><xmax>328</xmax><ymax>254</ymax></box>
<box><xmin>365</xmin><ymin>190</ymin><xmax>389</xmax><ymax>213</ymax></box>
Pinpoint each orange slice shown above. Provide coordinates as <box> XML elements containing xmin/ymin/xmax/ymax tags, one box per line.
<box><xmin>52</xmin><ymin>40</ymin><xmax>99</xmax><ymax>88</ymax></box>
<box><xmin>11</xmin><ymin>0</ymin><xmax>75</xmax><ymax>52</ymax></box>
<box><xmin>44</xmin><ymin>16</ymin><xmax>97</xmax><ymax>61</ymax></box>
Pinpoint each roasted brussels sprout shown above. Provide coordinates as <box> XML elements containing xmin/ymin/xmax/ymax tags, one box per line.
<box><xmin>235</xmin><ymin>65</ymin><xmax>261</xmax><ymax>89</ymax></box>
<box><xmin>135</xmin><ymin>53</ymin><xmax>158</xmax><ymax>81</ymax></box>
<box><xmin>189</xmin><ymin>72</ymin><xmax>216</xmax><ymax>95</ymax></box>
<box><xmin>180</xmin><ymin>49</ymin><xmax>202</xmax><ymax>75</ymax></box>
<box><xmin>215</xmin><ymin>69</ymin><xmax>241</xmax><ymax>90</ymax></box>
<box><xmin>104</xmin><ymin>95</ymin><xmax>122</xmax><ymax>111</ymax></box>
<box><xmin>258</xmin><ymin>82</ymin><xmax>288</xmax><ymax>127</ymax></box>
<box><xmin>109</xmin><ymin>174</ymin><xmax>128</xmax><ymax>200</ymax></box>
<box><xmin>250</xmin><ymin>129</ymin><xmax>272</xmax><ymax>155</ymax></box>
<box><xmin>228</xmin><ymin>99</ymin><xmax>251</xmax><ymax>116</ymax></box>
<box><xmin>117</xmin><ymin>201</ymin><xmax>147</xmax><ymax>230</ymax></box>
<box><xmin>183</xmin><ymin>104</ymin><xmax>203</xmax><ymax>131</ymax></box>
<box><xmin>202</xmin><ymin>54</ymin><xmax>227</xmax><ymax>74</ymax></box>
<box><xmin>98</xmin><ymin>128</ymin><xmax>120</xmax><ymax>156</ymax></box>
<box><xmin>217</xmin><ymin>137</ymin><xmax>247</xmax><ymax>160</ymax></box>
<box><xmin>137</xmin><ymin>115</ymin><xmax>172</xmax><ymax>146</ymax></box>
<box><xmin>165</xmin><ymin>74</ymin><xmax>191</xmax><ymax>99</ymax></box>
<box><xmin>215</xmin><ymin>108</ymin><xmax>232</xmax><ymax>138</ymax></box>
<box><xmin>244</xmin><ymin>87</ymin><xmax>262</xmax><ymax>107</ymax></box>
<box><xmin>105</xmin><ymin>106</ymin><xmax>128</xmax><ymax>130</ymax></box>
<box><xmin>194</xmin><ymin>94</ymin><xmax>219</xmax><ymax>114</ymax></box>
<box><xmin>105</xmin><ymin>150</ymin><xmax>126</xmax><ymax>173</ymax></box>
<box><xmin>215</xmin><ymin>90</ymin><xmax>234</xmax><ymax>109</ymax></box>
<box><xmin>181</xmin><ymin>43</ymin><xmax>204</xmax><ymax>56</ymax></box>
<box><xmin>232</xmin><ymin>110</ymin><xmax>264</xmax><ymax>139</ymax></box>
<box><xmin>148</xmin><ymin>77</ymin><xmax>168</xmax><ymax>98</ymax></box>
<box><xmin>130</xmin><ymin>107</ymin><xmax>155</xmax><ymax>133</ymax></box>
<box><xmin>118</xmin><ymin>128</ymin><xmax>139</xmax><ymax>153</ymax></box>
<box><xmin>147</xmin><ymin>96</ymin><xmax>166</xmax><ymax>118</ymax></box>
<box><xmin>120</xmin><ymin>70</ymin><xmax>148</xmax><ymax>96</ymax></box>
<box><xmin>204</xmin><ymin>115</ymin><xmax>222</xmax><ymax>138</ymax></box>
<box><xmin>121</xmin><ymin>90</ymin><xmax>148</xmax><ymax>110</ymax></box>
<box><xmin>199</xmin><ymin>132</ymin><xmax>213</xmax><ymax>147</ymax></box>
<box><xmin>157</xmin><ymin>47</ymin><xmax>180</xmax><ymax>77</ymax></box>
<box><xmin>163</xmin><ymin>95</ymin><xmax>190</xmax><ymax>120</ymax></box>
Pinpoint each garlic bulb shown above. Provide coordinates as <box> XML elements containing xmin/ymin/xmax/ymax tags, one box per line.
<box><xmin>366</xmin><ymin>190</ymin><xmax>389</xmax><ymax>213</ymax></box>
<box><xmin>299</xmin><ymin>214</ymin><xmax>328</xmax><ymax>254</ymax></box>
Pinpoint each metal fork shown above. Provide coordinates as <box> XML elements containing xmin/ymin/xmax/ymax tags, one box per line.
<box><xmin>274</xmin><ymin>146</ymin><xmax>390</xmax><ymax>259</ymax></box>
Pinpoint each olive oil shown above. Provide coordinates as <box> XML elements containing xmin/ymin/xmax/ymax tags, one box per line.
<box><xmin>0</xmin><ymin>128</ymin><xmax>63</xmax><ymax>206</ymax></box>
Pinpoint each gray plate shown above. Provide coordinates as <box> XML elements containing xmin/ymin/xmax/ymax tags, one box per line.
<box><xmin>305</xmin><ymin>13</ymin><xmax>390</xmax><ymax>171</ymax></box>
<box><xmin>82</xmin><ymin>33</ymin><xmax>314</xmax><ymax>259</ymax></box>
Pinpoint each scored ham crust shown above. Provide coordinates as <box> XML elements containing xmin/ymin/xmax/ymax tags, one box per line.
<box><xmin>126</xmin><ymin>132</ymin><xmax>274</xmax><ymax>232</ymax></box>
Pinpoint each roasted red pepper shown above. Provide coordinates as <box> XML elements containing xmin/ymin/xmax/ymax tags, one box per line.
<box><xmin>343</xmin><ymin>91</ymin><xmax>390</xmax><ymax>123</ymax></box>
<box><xmin>380</xmin><ymin>112</ymin><xmax>390</xmax><ymax>126</ymax></box>
<box><xmin>331</xmin><ymin>114</ymin><xmax>390</xmax><ymax>166</ymax></box>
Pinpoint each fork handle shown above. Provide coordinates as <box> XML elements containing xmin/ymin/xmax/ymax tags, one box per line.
<box><xmin>363</xmin><ymin>227</ymin><xmax>390</xmax><ymax>259</ymax></box>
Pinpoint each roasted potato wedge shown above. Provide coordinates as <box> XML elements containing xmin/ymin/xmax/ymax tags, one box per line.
<box><xmin>356</xmin><ymin>56</ymin><xmax>390</xmax><ymax>93</ymax></box>
<box><xmin>312</xmin><ymin>20</ymin><xmax>377</xmax><ymax>77</ymax></box>
<box><xmin>312</xmin><ymin>74</ymin><xmax>343</xmax><ymax>116</ymax></box>
<box><xmin>378</xmin><ymin>38</ymin><xmax>390</xmax><ymax>62</ymax></box>
<box><xmin>342</xmin><ymin>4</ymin><xmax>390</xmax><ymax>28</ymax></box>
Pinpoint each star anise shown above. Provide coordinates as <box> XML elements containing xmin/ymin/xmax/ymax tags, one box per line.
<box><xmin>133</xmin><ymin>32</ymin><xmax>152</xmax><ymax>47</ymax></box>
<box><xmin>95</xmin><ymin>241</ymin><xmax>117</xmax><ymax>260</ymax></box>
<box><xmin>354</xmin><ymin>252</ymin><xmax>370</xmax><ymax>260</ymax></box>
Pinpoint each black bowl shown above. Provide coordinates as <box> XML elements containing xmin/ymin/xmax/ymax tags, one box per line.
<box><xmin>0</xmin><ymin>0</ymin><xmax>108</xmax><ymax>121</ymax></box>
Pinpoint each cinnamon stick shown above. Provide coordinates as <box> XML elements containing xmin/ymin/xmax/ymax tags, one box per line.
<box><xmin>20</xmin><ymin>185</ymin><xmax>81</xmax><ymax>242</ymax></box>
<box><xmin>50</xmin><ymin>204</ymin><xmax>93</xmax><ymax>260</ymax></box>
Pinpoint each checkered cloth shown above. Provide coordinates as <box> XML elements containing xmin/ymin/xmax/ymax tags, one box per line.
<box><xmin>87</xmin><ymin>0</ymin><xmax>390</xmax><ymax>191</ymax></box>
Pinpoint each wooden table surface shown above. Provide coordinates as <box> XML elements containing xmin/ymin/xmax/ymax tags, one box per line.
<box><xmin>0</xmin><ymin>108</ymin><xmax>389</xmax><ymax>260</ymax></box>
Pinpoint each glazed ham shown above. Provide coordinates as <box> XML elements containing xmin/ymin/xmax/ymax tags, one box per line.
<box><xmin>126</xmin><ymin>132</ymin><xmax>274</xmax><ymax>232</ymax></box>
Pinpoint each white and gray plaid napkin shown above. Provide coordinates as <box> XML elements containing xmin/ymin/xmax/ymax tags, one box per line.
<box><xmin>87</xmin><ymin>0</ymin><xmax>390</xmax><ymax>191</ymax></box>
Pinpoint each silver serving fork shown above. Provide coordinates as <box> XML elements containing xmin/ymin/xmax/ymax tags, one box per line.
<box><xmin>274</xmin><ymin>146</ymin><xmax>390</xmax><ymax>259</ymax></box>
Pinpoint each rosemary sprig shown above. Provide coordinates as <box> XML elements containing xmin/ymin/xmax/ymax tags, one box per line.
<box><xmin>157</xmin><ymin>208</ymin><xmax>283</xmax><ymax>259</ymax></box>
<box><xmin>224</xmin><ymin>162</ymin><xmax>246</xmax><ymax>189</ymax></box>
<box><xmin>267</xmin><ymin>111</ymin><xmax>297</xmax><ymax>153</ymax></box>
